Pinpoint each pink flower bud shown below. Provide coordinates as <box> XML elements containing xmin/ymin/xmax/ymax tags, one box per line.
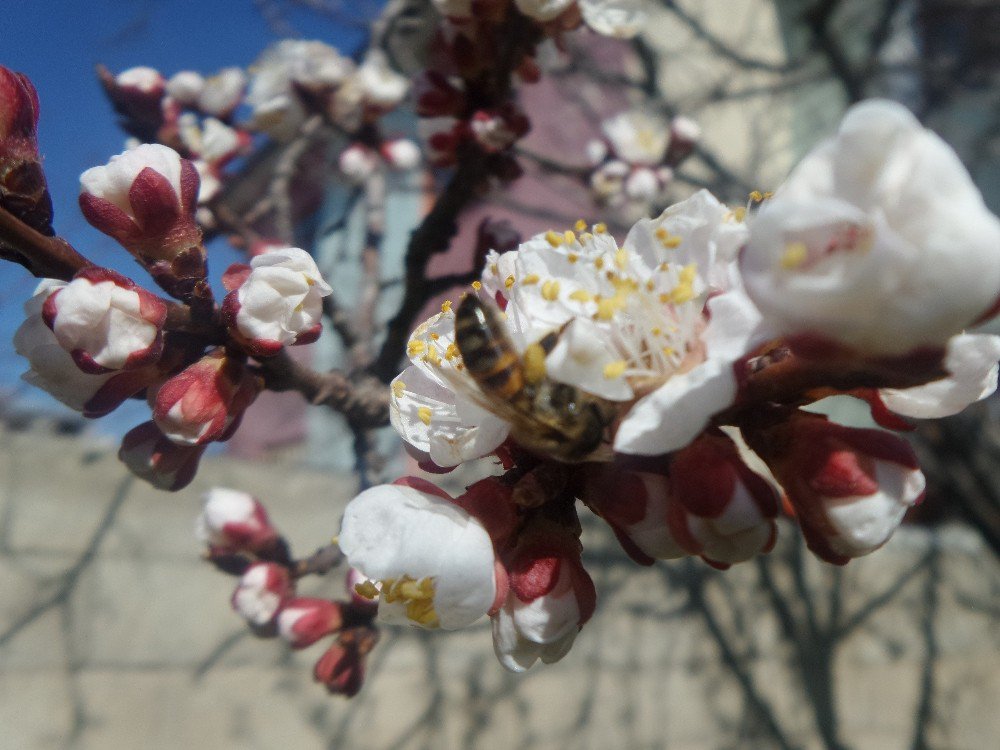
<box><xmin>492</xmin><ymin>524</ymin><xmax>596</xmax><ymax>672</ymax></box>
<box><xmin>119</xmin><ymin>421</ymin><xmax>206</xmax><ymax>491</ymax></box>
<box><xmin>669</xmin><ymin>433</ymin><xmax>780</xmax><ymax>568</ymax></box>
<box><xmin>624</xmin><ymin>167</ymin><xmax>660</xmax><ymax>201</ymax></box>
<box><xmin>41</xmin><ymin>267</ymin><xmax>166</xmax><ymax>373</ymax></box>
<box><xmin>165</xmin><ymin>71</ymin><xmax>205</xmax><ymax>106</ymax></box>
<box><xmin>152</xmin><ymin>349</ymin><xmax>260</xmax><ymax>446</ymax></box>
<box><xmin>313</xmin><ymin>627</ymin><xmax>378</xmax><ymax>696</ymax></box>
<box><xmin>355</xmin><ymin>51</ymin><xmax>408</xmax><ymax>114</ymax></box>
<box><xmin>0</xmin><ymin>67</ymin><xmax>52</xmax><ymax>236</ymax></box>
<box><xmin>232</xmin><ymin>562</ymin><xmax>293</xmax><ymax>627</ymax></box>
<box><xmin>469</xmin><ymin>105</ymin><xmax>530</xmax><ymax>153</ymax></box>
<box><xmin>412</xmin><ymin>70</ymin><xmax>465</xmax><ymax>118</ymax></box>
<box><xmin>197</xmin><ymin>67</ymin><xmax>247</xmax><ymax>118</ymax></box>
<box><xmin>380</xmin><ymin>138</ymin><xmax>421</xmax><ymax>171</ymax></box>
<box><xmin>757</xmin><ymin>415</ymin><xmax>925</xmax><ymax>564</ymax></box>
<box><xmin>338</xmin><ymin>143</ymin><xmax>378</xmax><ymax>184</ymax></box>
<box><xmin>418</xmin><ymin>116</ymin><xmax>464</xmax><ymax>166</ymax></box>
<box><xmin>278</xmin><ymin>598</ymin><xmax>343</xmax><ymax>649</ymax></box>
<box><xmin>665</xmin><ymin>115</ymin><xmax>701</xmax><ymax>165</ymax></box>
<box><xmin>196</xmin><ymin>487</ymin><xmax>281</xmax><ymax>554</ymax></box>
<box><xmin>79</xmin><ymin>144</ymin><xmax>203</xmax><ymax>278</ymax></box>
<box><xmin>98</xmin><ymin>67</ymin><xmax>167</xmax><ymax>141</ymax></box>
<box><xmin>221</xmin><ymin>247</ymin><xmax>332</xmax><ymax>357</ymax></box>
<box><xmin>15</xmin><ymin>280</ymin><xmax>160</xmax><ymax>416</ymax></box>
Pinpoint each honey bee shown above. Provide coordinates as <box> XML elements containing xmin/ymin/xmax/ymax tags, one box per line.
<box><xmin>454</xmin><ymin>295</ymin><xmax>616</xmax><ymax>463</ymax></box>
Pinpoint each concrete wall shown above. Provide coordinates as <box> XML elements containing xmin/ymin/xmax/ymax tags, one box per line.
<box><xmin>2</xmin><ymin>421</ymin><xmax>998</xmax><ymax>749</ymax></box>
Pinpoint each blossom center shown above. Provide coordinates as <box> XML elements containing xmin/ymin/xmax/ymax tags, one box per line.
<box><xmin>355</xmin><ymin>575</ymin><xmax>441</xmax><ymax>628</ymax></box>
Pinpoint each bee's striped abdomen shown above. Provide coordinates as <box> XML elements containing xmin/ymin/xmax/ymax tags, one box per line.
<box><xmin>455</xmin><ymin>295</ymin><xmax>524</xmax><ymax>400</ymax></box>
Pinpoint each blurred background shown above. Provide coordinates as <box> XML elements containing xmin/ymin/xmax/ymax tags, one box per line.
<box><xmin>1</xmin><ymin>1</ymin><xmax>998</xmax><ymax>748</ymax></box>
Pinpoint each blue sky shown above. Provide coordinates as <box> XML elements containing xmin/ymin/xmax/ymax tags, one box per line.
<box><xmin>1</xmin><ymin>0</ymin><xmax>372</xmax><ymax>427</ymax></box>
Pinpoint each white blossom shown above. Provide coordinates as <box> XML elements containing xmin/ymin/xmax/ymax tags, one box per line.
<box><xmin>881</xmin><ymin>333</ymin><xmax>1000</xmax><ymax>418</ymax></box>
<box><xmin>13</xmin><ymin>280</ymin><xmax>114</xmax><ymax>411</ymax></box>
<box><xmin>602</xmin><ymin>110</ymin><xmax>670</xmax><ymax>166</ymax></box>
<box><xmin>224</xmin><ymin>247</ymin><xmax>332</xmax><ymax>354</ymax></box>
<box><xmin>339</xmin><ymin>483</ymin><xmax>498</xmax><ymax>629</ymax></box>
<box><xmin>390</xmin><ymin>191</ymin><xmax>765</xmax><ymax>464</ymax></box>
<box><xmin>43</xmin><ymin>268</ymin><xmax>166</xmax><ymax>372</ymax></box>
<box><xmin>492</xmin><ymin>573</ymin><xmax>582</xmax><ymax>672</ymax></box>
<box><xmin>166</xmin><ymin>71</ymin><xmax>205</xmax><ymax>105</ymax></box>
<box><xmin>79</xmin><ymin>143</ymin><xmax>184</xmax><ymax>220</ymax></box>
<box><xmin>742</xmin><ymin>99</ymin><xmax>1000</xmax><ymax>355</ymax></box>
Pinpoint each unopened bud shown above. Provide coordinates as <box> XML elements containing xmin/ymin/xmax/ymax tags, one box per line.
<box><xmin>232</xmin><ymin>562</ymin><xmax>293</xmax><ymax>627</ymax></box>
<box><xmin>278</xmin><ymin>598</ymin><xmax>343</xmax><ymax>649</ymax></box>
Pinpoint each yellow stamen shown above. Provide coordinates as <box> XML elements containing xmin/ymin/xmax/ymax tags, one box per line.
<box><xmin>732</xmin><ymin>207</ymin><xmax>747</xmax><ymax>222</ymax></box>
<box><xmin>471</xmin><ymin>281</ymin><xmax>482</xmax><ymax>291</ymax></box>
<box><xmin>596</xmin><ymin>297</ymin><xmax>618</xmax><ymax>320</ymax></box>
<box><xmin>614</xmin><ymin>247</ymin><xmax>628</xmax><ymax>270</ymax></box>
<box><xmin>574</xmin><ymin>219</ymin><xmax>588</xmax><ymax>232</ymax></box>
<box><xmin>564</xmin><ymin>230</ymin><xmax>577</xmax><ymax>245</ymax></box>
<box><xmin>445</xmin><ymin>343</ymin><xmax>460</xmax><ymax>360</ymax></box>
<box><xmin>391</xmin><ymin>381</ymin><xmax>406</xmax><ymax>398</ymax></box>
<box><xmin>594</xmin><ymin>257</ymin><xmax>605</xmax><ymax>270</ymax></box>
<box><xmin>441</xmin><ymin>300</ymin><xmax>453</xmax><ymax>313</ymax></box>
<box><xmin>354</xmin><ymin>581</ymin><xmax>379</xmax><ymax>600</ymax></box>
<box><xmin>669</xmin><ymin>283</ymin><xmax>694</xmax><ymax>304</ymax></box>
<box><xmin>603</xmin><ymin>360</ymin><xmax>627</xmax><ymax>379</ymax></box>
<box><xmin>522</xmin><ymin>273</ymin><xmax>540</xmax><ymax>285</ymax></box>
<box><xmin>429</xmin><ymin>332</ymin><xmax>439</xmax><ymax>340</ymax></box>
<box><xmin>781</xmin><ymin>241</ymin><xmax>808</xmax><ymax>269</ymax></box>
<box><xmin>594</xmin><ymin>222</ymin><xmax>607</xmax><ymax>234</ymax></box>
<box><xmin>407</xmin><ymin>339</ymin><xmax>426</xmax><ymax>356</ymax></box>
<box><xmin>567</xmin><ymin>252</ymin><xmax>579</xmax><ymax>264</ymax></box>
<box><xmin>523</xmin><ymin>343</ymin><xmax>547</xmax><ymax>385</ymax></box>
<box><xmin>424</xmin><ymin>347</ymin><xmax>441</xmax><ymax>366</ymax></box>
<box><xmin>418</xmin><ymin>407</ymin><xmax>432</xmax><ymax>425</ymax></box>
<box><xmin>545</xmin><ymin>230</ymin><xmax>564</xmax><ymax>247</ymax></box>
<box><xmin>749</xmin><ymin>190</ymin><xmax>764</xmax><ymax>202</ymax></box>
<box><xmin>541</xmin><ymin>280</ymin><xmax>561</xmax><ymax>301</ymax></box>
<box><xmin>505</xmin><ymin>275</ymin><xmax>515</xmax><ymax>289</ymax></box>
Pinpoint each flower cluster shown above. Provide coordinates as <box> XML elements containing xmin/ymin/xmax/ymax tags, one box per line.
<box><xmin>588</xmin><ymin>110</ymin><xmax>701</xmax><ymax>220</ymax></box>
<box><xmin>99</xmin><ymin>65</ymin><xmax>251</xmax><ymax>213</ymax></box>
<box><xmin>12</xmin><ymin>130</ymin><xmax>333</xmax><ymax>489</ymax></box>
<box><xmin>334</xmin><ymin>100</ymin><xmax>1000</xmax><ymax>674</ymax></box>
<box><xmin>197</xmin><ymin>488</ymin><xmax>379</xmax><ymax>696</ymax></box>
<box><xmin>417</xmin><ymin>0</ymin><xmax>646</xmax><ymax>174</ymax></box>
<box><xmin>246</xmin><ymin>41</ymin><xmax>408</xmax><ymax>140</ymax></box>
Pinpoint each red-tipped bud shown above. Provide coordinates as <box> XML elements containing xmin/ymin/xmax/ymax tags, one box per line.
<box><xmin>278</xmin><ymin>598</ymin><xmax>344</xmax><ymax>649</ymax></box>
<box><xmin>42</xmin><ymin>267</ymin><xmax>166</xmax><ymax>373</ymax></box>
<box><xmin>118</xmin><ymin>421</ymin><xmax>206</xmax><ymax>491</ymax></box>
<box><xmin>664</xmin><ymin>115</ymin><xmax>701</xmax><ymax>166</ymax></box>
<box><xmin>492</xmin><ymin>521</ymin><xmax>596</xmax><ymax>673</ymax></box>
<box><xmin>196</xmin><ymin>487</ymin><xmax>282</xmax><ymax>555</ymax></box>
<box><xmin>669</xmin><ymin>432</ymin><xmax>780</xmax><ymax>568</ymax></box>
<box><xmin>380</xmin><ymin>138</ymin><xmax>421</xmax><ymax>171</ymax></box>
<box><xmin>232</xmin><ymin>562</ymin><xmax>293</xmax><ymax>628</ymax></box>
<box><xmin>412</xmin><ymin>70</ymin><xmax>466</xmax><ymax>118</ymax></box>
<box><xmin>79</xmin><ymin>144</ymin><xmax>205</xmax><ymax>297</ymax></box>
<box><xmin>469</xmin><ymin>105</ymin><xmax>530</xmax><ymax>153</ymax></box>
<box><xmin>151</xmin><ymin>349</ymin><xmax>260</xmax><ymax>446</ymax></box>
<box><xmin>754</xmin><ymin>414</ymin><xmax>925</xmax><ymax>565</ymax></box>
<box><xmin>0</xmin><ymin>67</ymin><xmax>52</xmax><ymax>236</ymax></box>
<box><xmin>98</xmin><ymin>66</ymin><xmax>167</xmax><ymax>142</ymax></box>
<box><xmin>221</xmin><ymin>247</ymin><xmax>332</xmax><ymax>357</ymax></box>
<box><xmin>313</xmin><ymin>627</ymin><xmax>378</xmax><ymax>697</ymax></box>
